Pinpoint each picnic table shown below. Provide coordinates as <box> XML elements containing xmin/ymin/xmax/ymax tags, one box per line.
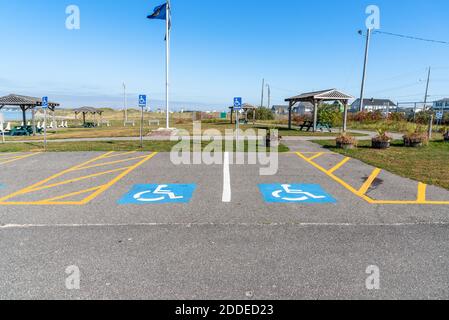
<box><xmin>83</xmin><ymin>122</ymin><xmax>97</xmax><ymax>128</ymax></box>
<box><xmin>299</xmin><ymin>121</ymin><xmax>332</xmax><ymax>133</ymax></box>
<box><xmin>9</xmin><ymin>126</ymin><xmax>35</xmax><ymax>136</ymax></box>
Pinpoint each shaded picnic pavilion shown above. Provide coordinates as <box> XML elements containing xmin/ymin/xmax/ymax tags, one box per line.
<box><xmin>0</xmin><ymin>94</ymin><xmax>60</xmax><ymax>134</ymax></box>
<box><xmin>229</xmin><ymin>103</ymin><xmax>257</xmax><ymax>125</ymax></box>
<box><xmin>285</xmin><ymin>89</ymin><xmax>353</xmax><ymax>132</ymax></box>
<box><xmin>74</xmin><ymin>107</ymin><xmax>104</xmax><ymax>126</ymax></box>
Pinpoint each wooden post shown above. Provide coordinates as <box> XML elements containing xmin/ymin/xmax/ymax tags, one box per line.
<box><xmin>343</xmin><ymin>101</ymin><xmax>348</xmax><ymax>132</ymax></box>
<box><xmin>230</xmin><ymin>108</ymin><xmax>234</xmax><ymax>125</ymax></box>
<box><xmin>313</xmin><ymin>100</ymin><xmax>319</xmax><ymax>132</ymax></box>
<box><xmin>31</xmin><ymin>108</ymin><xmax>36</xmax><ymax>135</ymax></box>
<box><xmin>21</xmin><ymin>105</ymin><xmax>27</xmax><ymax>127</ymax></box>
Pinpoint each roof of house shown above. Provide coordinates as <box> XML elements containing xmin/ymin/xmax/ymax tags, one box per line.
<box><xmin>351</xmin><ymin>98</ymin><xmax>397</xmax><ymax>107</ymax></box>
<box><xmin>285</xmin><ymin>89</ymin><xmax>353</xmax><ymax>102</ymax></box>
<box><xmin>434</xmin><ymin>98</ymin><xmax>449</xmax><ymax>103</ymax></box>
<box><xmin>0</xmin><ymin>94</ymin><xmax>60</xmax><ymax>107</ymax></box>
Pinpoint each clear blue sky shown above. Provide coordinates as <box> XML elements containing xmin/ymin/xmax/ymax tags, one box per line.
<box><xmin>0</xmin><ymin>0</ymin><xmax>448</xmax><ymax>110</ymax></box>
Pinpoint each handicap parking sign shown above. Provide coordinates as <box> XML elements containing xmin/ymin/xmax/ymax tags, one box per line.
<box><xmin>234</xmin><ymin>97</ymin><xmax>242</xmax><ymax>110</ymax></box>
<box><xmin>42</xmin><ymin>96</ymin><xmax>48</xmax><ymax>109</ymax></box>
<box><xmin>139</xmin><ymin>95</ymin><xmax>147</xmax><ymax>108</ymax></box>
<box><xmin>118</xmin><ymin>184</ymin><xmax>196</xmax><ymax>204</ymax></box>
<box><xmin>259</xmin><ymin>184</ymin><xmax>336</xmax><ymax>204</ymax></box>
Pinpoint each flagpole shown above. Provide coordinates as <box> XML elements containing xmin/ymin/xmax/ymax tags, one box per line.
<box><xmin>165</xmin><ymin>0</ymin><xmax>170</xmax><ymax>129</ymax></box>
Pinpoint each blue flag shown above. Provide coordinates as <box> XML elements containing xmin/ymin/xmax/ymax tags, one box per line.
<box><xmin>147</xmin><ymin>3</ymin><xmax>168</xmax><ymax>20</ymax></box>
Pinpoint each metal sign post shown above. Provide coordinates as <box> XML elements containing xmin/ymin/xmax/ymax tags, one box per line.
<box><xmin>139</xmin><ymin>95</ymin><xmax>147</xmax><ymax>149</ymax></box>
<box><xmin>42</xmin><ymin>97</ymin><xmax>48</xmax><ymax>151</ymax></box>
<box><xmin>234</xmin><ymin>97</ymin><xmax>242</xmax><ymax>144</ymax></box>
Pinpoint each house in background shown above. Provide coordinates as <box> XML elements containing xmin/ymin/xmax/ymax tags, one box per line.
<box><xmin>350</xmin><ymin>98</ymin><xmax>397</xmax><ymax>112</ymax></box>
<box><xmin>433</xmin><ymin>98</ymin><xmax>449</xmax><ymax>111</ymax></box>
<box><xmin>272</xmin><ymin>102</ymin><xmax>314</xmax><ymax>116</ymax></box>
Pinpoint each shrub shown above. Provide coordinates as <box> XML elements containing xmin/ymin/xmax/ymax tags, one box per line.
<box><xmin>247</xmin><ymin>107</ymin><xmax>275</xmax><ymax>121</ymax></box>
<box><xmin>318</xmin><ymin>104</ymin><xmax>342</xmax><ymax>127</ymax></box>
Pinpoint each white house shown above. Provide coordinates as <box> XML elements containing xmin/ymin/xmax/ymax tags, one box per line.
<box><xmin>350</xmin><ymin>98</ymin><xmax>397</xmax><ymax>112</ymax></box>
<box><xmin>433</xmin><ymin>98</ymin><xmax>449</xmax><ymax>111</ymax></box>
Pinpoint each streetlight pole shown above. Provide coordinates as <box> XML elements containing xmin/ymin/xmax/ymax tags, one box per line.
<box><xmin>358</xmin><ymin>28</ymin><xmax>371</xmax><ymax>112</ymax></box>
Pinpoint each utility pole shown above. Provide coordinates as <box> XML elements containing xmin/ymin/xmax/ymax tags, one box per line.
<box><xmin>358</xmin><ymin>29</ymin><xmax>371</xmax><ymax>112</ymax></box>
<box><xmin>266</xmin><ymin>84</ymin><xmax>271</xmax><ymax>110</ymax></box>
<box><xmin>123</xmin><ymin>83</ymin><xmax>128</xmax><ymax>125</ymax></box>
<box><xmin>423</xmin><ymin>67</ymin><xmax>431</xmax><ymax>111</ymax></box>
<box><xmin>260</xmin><ymin>78</ymin><xmax>265</xmax><ymax>108</ymax></box>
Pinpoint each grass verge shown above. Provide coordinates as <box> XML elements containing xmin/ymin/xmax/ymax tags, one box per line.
<box><xmin>0</xmin><ymin>141</ymin><xmax>290</xmax><ymax>153</ymax></box>
<box><xmin>313</xmin><ymin>139</ymin><xmax>449</xmax><ymax>190</ymax></box>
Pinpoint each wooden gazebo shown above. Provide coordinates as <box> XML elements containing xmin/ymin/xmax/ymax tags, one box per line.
<box><xmin>74</xmin><ymin>107</ymin><xmax>104</xmax><ymax>126</ymax></box>
<box><xmin>0</xmin><ymin>94</ymin><xmax>60</xmax><ymax>134</ymax></box>
<box><xmin>285</xmin><ymin>89</ymin><xmax>353</xmax><ymax>132</ymax></box>
<box><xmin>229</xmin><ymin>103</ymin><xmax>257</xmax><ymax>124</ymax></box>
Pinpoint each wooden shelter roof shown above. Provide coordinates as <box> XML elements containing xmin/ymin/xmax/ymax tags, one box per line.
<box><xmin>285</xmin><ymin>89</ymin><xmax>353</xmax><ymax>102</ymax></box>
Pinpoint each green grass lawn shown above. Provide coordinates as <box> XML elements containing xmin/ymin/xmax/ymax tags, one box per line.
<box><xmin>314</xmin><ymin>139</ymin><xmax>449</xmax><ymax>190</ymax></box>
<box><xmin>0</xmin><ymin>140</ymin><xmax>290</xmax><ymax>153</ymax></box>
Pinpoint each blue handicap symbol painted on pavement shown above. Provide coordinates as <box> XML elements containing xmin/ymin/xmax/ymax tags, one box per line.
<box><xmin>0</xmin><ymin>184</ymin><xmax>5</xmax><ymax>190</ymax></box>
<box><xmin>259</xmin><ymin>184</ymin><xmax>336</xmax><ymax>204</ymax></box>
<box><xmin>118</xmin><ymin>184</ymin><xmax>196</xmax><ymax>204</ymax></box>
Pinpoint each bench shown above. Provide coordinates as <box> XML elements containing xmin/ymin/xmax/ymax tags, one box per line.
<box><xmin>149</xmin><ymin>120</ymin><xmax>160</xmax><ymax>126</ymax></box>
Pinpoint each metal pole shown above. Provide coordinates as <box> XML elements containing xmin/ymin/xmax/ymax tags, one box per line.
<box><xmin>260</xmin><ymin>78</ymin><xmax>265</xmax><ymax>108</ymax></box>
<box><xmin>423</xmin><ymin>67</ymin><xmax>431</xmax><ymax>111</ymax></box>
<box><xmin>44</xmin><ymin>108</ymin><xmax>47</xmax><ymax>151</ymax></box>
<box><xmin>266</xmin><ymin>84</ymin><xmax>271</xmax><ymax>109</ymax></box>
<box><xmin>359</xmin><ymin>28</ymin><xmax>371</xmax><ymax>112</ymax></box>
<box><xmin>140</xmin><ymin>106</ymin><xmax>144</xmax><ymax>148</ymax></box>
<box><xmin>123</xmin><ymin>83</ymin><xmax>128</xmax><ymax>125</ymax></box>
<box><xmin>165</xmin><ymin>0</ymin><xmax>170</xmax><ymax>129</ymax></box>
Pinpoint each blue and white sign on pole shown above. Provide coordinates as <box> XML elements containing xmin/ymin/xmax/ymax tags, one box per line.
<box><xmin>436</xmin><ymin>111</ymin><xmax>443</xmax><ymax>120</ymax></box>
<box><xmin>234</xmin><ymin>97</ymin><xmax>242</xmax><ymax>110</ymax></box>
<box><xmin>42</xmin><ymin>96</ymin><xmax>49</xmax><ymax>150</ymax></box>
<box><xmin>139</xmin><ymin>95</ymin><xmax>147</xmax><ymax>108</ymax></box>
<box><xmin>42</xmin><ymin>96</ymin><xmax>49</xmax><ymax>109</ymax></box>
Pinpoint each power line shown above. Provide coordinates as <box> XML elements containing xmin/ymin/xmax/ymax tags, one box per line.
<box><xmin>359</xmin><ymin>30</ymin><xmax>449</xmax><ymax>45</ymax></box>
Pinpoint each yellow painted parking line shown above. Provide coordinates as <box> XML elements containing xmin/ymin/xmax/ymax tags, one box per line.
<box><xmin>26</xmin><ymin>167</ymin><xmax>131</xmax><ymax>193</ymax></box>
<box><xmin>417</xmin><ymin>183</ymin><xmax>427</xmax><ymax>203</ymax></box>
<box><xmin>101</xmin><ymin>151</ymin><xmax>137</xmax><ymax>160</ymax></box>
<box><xmin>37</xmin><ymin>186</ymin><xmax>105</xmax><ymax>204</ymax></box>
<box><xmin>72</xmin><ymin>155</ymin><xmax>149</xmax><ymax>171</ymax></box>
<box><xmin>358</xmin><ymin>168</ymin><xmax>382</xmax><ymax>196</ymax></box>
<box><xmin>308</xmin><ymin>152</ymin><xmax>325</xmax><ymax>161</ymax></box>
<box><xmin>0</xmin><ymin>152</ymin><xmax>41</xmax><ymax>165</ymax></box>
<box><xmin>296</xmin><ymin>152</ymin><xmax>449</xmax><ymax>205</ymax></box>
<box><xmin>0</xmin><ymin>152</ymin><xmax>158</xmax><ymax>206</ymax></box>
<box><xmin>327</xmin><ymin>157</ymin><xmax>351</xmax><ymax>174</ymax></box>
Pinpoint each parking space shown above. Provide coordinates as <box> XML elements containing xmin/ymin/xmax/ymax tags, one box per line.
<box><xmin>296</xmin><ymin>151</ymin><xmax>449</xmax><ymax>205</ymax></box>
<box><xmin>0</xmin><ymin>152</ymin><xmax>41</xmax><ymax>166</ymax></box>
<box><xmin>1</xmin><ymin>149</ymin><xmax>449</xmax><ymax>227</ymax></box>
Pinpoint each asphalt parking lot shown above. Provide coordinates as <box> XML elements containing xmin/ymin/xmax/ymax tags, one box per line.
<box><xmin>1</xmin><ymin>142</ymin><xmax>449</xmax><ymax>299</ymax></box>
